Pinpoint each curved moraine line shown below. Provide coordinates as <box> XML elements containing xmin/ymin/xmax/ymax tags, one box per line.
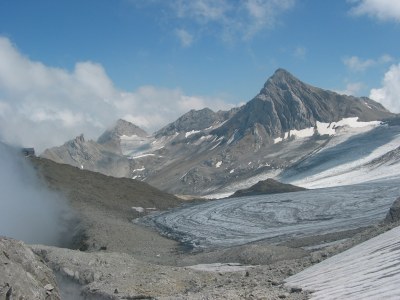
<box><xmin>144</xmin><ymin>179</ymin><xmax>400</xmax><ymax>249</ymax></box>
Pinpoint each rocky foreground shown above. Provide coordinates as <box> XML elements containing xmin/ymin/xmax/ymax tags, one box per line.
<box><xmin>1</xmin><ymin>157</ymin><xmax>399</xmax><ymax>299</ymax></box>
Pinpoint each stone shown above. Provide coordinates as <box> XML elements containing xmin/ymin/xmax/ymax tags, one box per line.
<box><xmin>0</xmin><ymin>237</ymin><xmax>60</xmax><ymax>300</ymax></box>
<box><xmin>385</xmin><ymin>197</ymin><xmax>400</xmax><ymax>223</ymax></box>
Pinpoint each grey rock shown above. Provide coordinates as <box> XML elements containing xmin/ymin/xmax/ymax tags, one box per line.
<box><xmin>0</xmin><ymin>237</ymin><xmax>60</xmax><ymax>300</ymax></box>
<box><xmin>385</xmin><ymin>197</ymin><xmax>400</xmax><ymax>223</ymax></box>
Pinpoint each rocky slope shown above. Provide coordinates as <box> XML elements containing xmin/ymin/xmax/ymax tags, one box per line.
<box><xmin>41</xmin><ymin>69</ymin><xmax>397</xmax><ymax>195</ymax></box>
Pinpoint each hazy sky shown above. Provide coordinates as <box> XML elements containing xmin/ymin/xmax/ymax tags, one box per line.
<box><xmin>0</xmin><ymin>0</ymin><xmax>399</xmax><ymax>152</ymax></box>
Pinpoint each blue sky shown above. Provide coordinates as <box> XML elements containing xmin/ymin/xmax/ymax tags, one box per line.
<box><xmin>0</xmin><ymin>0</ymin><xmax>399</xmax><ymax>151</ymax></box>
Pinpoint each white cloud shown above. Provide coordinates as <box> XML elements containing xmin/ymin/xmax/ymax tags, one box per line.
<box><xmin>335</xmin><ymin>82</ymin><xmax>364</xmax><ymax>96</ymax></box>
<box><xmin>166</xmin><ymin>0</ymin><xmax>295</xmax><ymax>42</ymax></box>
<box><xmin>293</xmin><ymin>46</ymin><xmax>307</xmax><ymax>59</ymax></box>
<box><xmin>0</xmin><ymin>37</ymin><xmax>234</xmax><ymax>152</ymax></box>
<box><xmin>175</xmin><ymin>0</ymin><xmax>230</xmax><ymax>22</ymax></box>
<box><xmin>349</xmin><ymin>0</ymin><xmax>400</xmax><ymax>22</ymax></box>
<box><xmin>369</xmin><ymin>63</ymin><xmax>400</xmax><ymax>113</ymax></box>
<box><xmin>175</xmin><ymin>28</ymin><xmax>194</xmax><ymax>47</ymax></box>
<box><xmin>343</xmin><ymin>54</ymin><xmax>394</xmax><ymax>71</ymax></box>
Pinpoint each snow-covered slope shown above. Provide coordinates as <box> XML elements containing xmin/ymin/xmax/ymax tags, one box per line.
<box><xmin>280</xmin><ymin>123</ymin><xmax>400</xmax><ymax>188</ymax></box>
<box><xmin>285</xmin><ymin>225</ymin><xmax>400</xmax><ymax>299</ymax></box>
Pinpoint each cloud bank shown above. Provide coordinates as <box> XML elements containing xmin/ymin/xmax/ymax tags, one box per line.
<box><xmin>0</xmin><ymin>37</ymin><xmax>233</xmax><ymax>152</ymax></box>
<box><xmin>370</xmin><ymin>63</ymin><xmax>400</xmax><ymax>113</ymax></box>
<box><xmin>349</xmin><ymin>0</ymin><xmax>400</xmax><ymax>22</ymax></box>
<box><xmin>343</xmin><ymin>54</ymin><xmax>393</xmax><ymax>72</ymax></box>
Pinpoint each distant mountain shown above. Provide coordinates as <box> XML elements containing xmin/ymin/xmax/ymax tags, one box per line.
<box><xmin>98</xmin><ymin>119</ymin><xmax>148</xmax><ymax>153</ymax></box>
<box><xmin>41</xmin><ymin>134</ymin><xmax>131</xmax><ymax>178</ymax></box>
<box><xmin>42</xmin><ymin>69</ymin><xmax>399</xmax><ymax>196</ymax></box>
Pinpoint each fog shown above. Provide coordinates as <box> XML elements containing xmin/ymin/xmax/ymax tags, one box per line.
<box><xmin>0</xmin><ymin>142</ymin><xmax>77</xmax><ymax>246</ymax></box>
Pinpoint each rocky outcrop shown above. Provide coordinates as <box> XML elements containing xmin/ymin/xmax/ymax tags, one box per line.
<box><xmin>0</xmin><ymin>237</ymin><xmax>60</xmax><ymax>300</ymax></box>
<box><xmin>230</xmin><ymin>179</ymin><xmax>306</xmax><ymax>198</ymax></box>
<box><xmin>385</xmin><ymin>197</ymin><xmax>400</xmax><ymax>223</ymax></box>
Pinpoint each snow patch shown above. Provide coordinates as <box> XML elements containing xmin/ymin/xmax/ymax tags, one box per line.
<box><xmin>133</xmin><ymin>167</ymin><xmax>145</xmax><ymax>172</ymax></box>
<box><xmin>185</xmin><ymin>130</ymin><xmax>201</xmax><ymax>138</ymax></box>
<box><xmin>285</xmin><ymin>225</ymin><xmax>400</xmax><ymax>300</ymax></box>
<box><xmin>274</xmin><ymin>118</ymin><xmax>381</xmax><ymax>144</ymax></box>
<box><xmin>210</xmin><ymin>141</ymin><xmax>222</xmax><ymax>150</ymax></box>
<box><xmin>229</xmin><ymin>169</ymin><xmax>235</xmax><ymax>174</ymax></box>
<box><xmin>131</xmin><ymin>207</ymin><xmax>145</xmax><ymax>213</ymax></box>
<box><xmin>187</xmin><ymin>263</ymin><xmax>253</xmax><ymax>273</ymax></box>
<box><xmin>215</xmin><ymin>161</ymin><xmax>222</xmax><ymax>168</ymax></box>
<box><xmin>227</xmin><ymin>130</ymin><xmax>238</xmax><ymax>145</ymax></box>
<box><xmin>120</xmin><ymin>134</ymin><xmax>139</xmax><ymax>140</ymax></box>
<box><xmin>129</xmin><ymin>153</ymin><xmax>155</xmax><ymax>159</ymax></box>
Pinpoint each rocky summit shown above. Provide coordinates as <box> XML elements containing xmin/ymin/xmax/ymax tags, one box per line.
<box><xmin>41</xmin><ymin>69</ymin><xmax>397</xmax><ymax>196</ymax></box>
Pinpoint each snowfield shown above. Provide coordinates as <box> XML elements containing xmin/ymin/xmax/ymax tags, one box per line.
<box><xmin>285</xmin><ymin>225</ymin><xmax>400</xmax><ymax>299</ymax></box>
<box><xmin>280</xmin><ymin>123</ymin><xmax>400</xmax><ymax>189</ymax></box>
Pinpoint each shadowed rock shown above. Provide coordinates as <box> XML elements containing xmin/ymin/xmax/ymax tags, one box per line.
<box><xmin>385</xmin><ymin>197</ymin><xmax>400</xmax><ymax>223</ymax></box>
<box><xmin>230</xmin><ymin>178</ymin><xmax>306</xmax><ymax>198</ymax></box>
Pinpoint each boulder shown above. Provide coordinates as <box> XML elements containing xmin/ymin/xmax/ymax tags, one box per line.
<box><xmin>385</xmin><ymin>197</ymin><xmax>400</xmax><ymax>223</ymax></box>
<box><xmin>0</xmin><ymin>236</ymin><xmax>60</xmax><ymax>300</ymax></box>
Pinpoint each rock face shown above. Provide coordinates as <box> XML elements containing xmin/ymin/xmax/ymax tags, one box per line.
<box><xmin>230</xmin><ymin>178</ymin><xmax>306</xmax><ymax>198</ymax></box>
<box><xmin>0</xmin><ymin>237</ymin><xmax>60</xmax><ymax>300</ymax></box>
<box><xmin>385</xmin><ymin>197</ymin><xmax>400</xmax><ymax>223</ymax></box>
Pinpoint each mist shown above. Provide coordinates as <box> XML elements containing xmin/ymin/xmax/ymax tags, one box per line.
<box><xmin>0</xmin><ymin>142</ymin><xmax>77</xmax><ymax>246</ymax></box>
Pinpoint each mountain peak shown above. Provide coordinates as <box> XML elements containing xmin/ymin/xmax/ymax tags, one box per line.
<box><xmin>97</xmin><ymin>119</ymin><xmax>148</xmax><ymax>147</ymax></box>
<box><xmin>267</xmin><ymin>68</ymin><xmax>299</xmax><ymax>85</ymax></box>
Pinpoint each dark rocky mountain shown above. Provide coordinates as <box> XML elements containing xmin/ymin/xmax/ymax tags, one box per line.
<box><xmin>211</xmin><ymin>69</ymin><xmax>392</xmax><ymax>144</ymax></box>
<box><xmin>42</xmin><ymin>69</ymin><xmax>398</xmax><ymax>196</ymax></box>
<box><xmin>230</xmin><ymin>178</ymin><xmax>306</xmax><ymax>198</ymax></box>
